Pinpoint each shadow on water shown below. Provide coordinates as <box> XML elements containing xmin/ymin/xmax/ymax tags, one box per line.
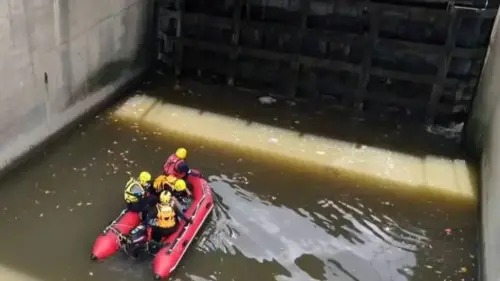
<box><xmin>0</xmin><ymin>83</ymin><xmax>477</xmax><ymax>281</ymax></box>
<box><xmin>138</xmin><ymin>72</ymin><xmax>468</xmax><ymax>159</ymax></box>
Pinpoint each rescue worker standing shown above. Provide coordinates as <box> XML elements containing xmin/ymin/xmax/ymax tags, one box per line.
<box><xmin>147</xmin><ymin>190</ymin><xmax>192</xmax><ymax>242</ymax></box>
<box><xmin>124</xmin><ymin>171</ymin><xmax>153</xmax><ymax>218</ymax></box>
<box><xmin>163</xmin><ymin>148</ymin><xmax>190</xmax><ymax>179</ymax></box>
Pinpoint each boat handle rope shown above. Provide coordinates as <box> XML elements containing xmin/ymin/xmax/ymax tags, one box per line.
<box><xmin>104</xmin><ymin>224</ymin><xmax>129</xmax><ymax>243</ymax></box>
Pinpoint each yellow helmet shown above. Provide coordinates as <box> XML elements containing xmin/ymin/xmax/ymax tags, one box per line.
<box><xmin>139</xmin><ymin>171</ymin><xmax>152</xmax><ymax>185</ymax></box>
<box><xmin>174</xmin><ymin>179</ymin><xmax>187</xmax><ymax>192</ymax></box>
<box><xmin>175</xmin><ymin>148</ymin><xmax>187</xmax><ymax>160</ymax></box>
<box><xmin>159</xmin><ymin>191</ymin><xmax>172</xmax><ymax>204</ymax></box>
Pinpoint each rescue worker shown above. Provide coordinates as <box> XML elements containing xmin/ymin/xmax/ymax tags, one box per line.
<box><xmin>163</xmin><ymin>148</ymin><xmax>190</xmax><ymax>179</ymax></box>
<box><xmin>151</xmin><ymin>175</ymin><xmax>171</xmax><ymax>198</ymax></box>
<box><xmin>138</xmin><ymin>171</ymin><xmax>154</xmax><ymax>191</ymax></box>
<box><xmin>124</xmin><ymin>171</ymin><xmax>153</xmax><ymax>218</ymax></box>
<box><xmin>167</xmin><ymin>176</ymin><xmax>191</xmax><ymax>201</ymax></box>
<box><xmin>147</xmin><ymin>190</ymin><xmax>192</xmax><ymax>242</ymax></box>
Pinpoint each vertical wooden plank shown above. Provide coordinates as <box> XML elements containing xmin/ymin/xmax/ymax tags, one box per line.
<box><xmin>174</xmin><ymin>0</ymin><xmax>185</xmax><ymax>79</ymax></box>
<box><xmin>152</xmin><ymin>0</ymin><xmax>160</xmax><ymax>63</ymax></box>
<box><xmin>228</xmin><ymin>0</ymin><xmax>244</xmax><ymax>86</ymax></box>
<box><xmin>287</xmin><ymin>0</ymin><xmax>309</xmax><ymax>98</ymax></box>
<box><xmin>426</xmin><ymin>7</ymin><xmax>461</xmax><ymax>124</ymax></box>
<box><xmin>351</xmin><ymin>2</ymin><xmax>379</xmax><ymax>111</ymax></box>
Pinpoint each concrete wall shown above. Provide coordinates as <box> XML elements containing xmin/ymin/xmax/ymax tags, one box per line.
<box><xmin>468</xmin><ymin>9</ymin><xmax>500</xmax><ymax>281</ymax></box>
<box><xmin>0</xmin><ymin>0</ymin><xmax>153</xmax><ymax>170</ymax></box>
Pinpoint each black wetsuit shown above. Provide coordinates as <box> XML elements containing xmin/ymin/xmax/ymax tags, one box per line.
<box><xmin>171</xmin><ymin>190</ymin><xmax>191</xmax><ymax>207</ymax></box>
<box><xmin>126</xmin><ymin>198</ymin><xmax>149</xmax><ymax>220</ymax></box>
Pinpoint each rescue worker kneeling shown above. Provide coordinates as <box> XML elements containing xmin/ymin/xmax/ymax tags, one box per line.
<box><xmin>165</xmin><ymin>175</ymin><xmax>191</xmax><ymax>200</ymax></box>
<box><xmin>163</xmin><ymin>148</ymin><xmax>191</xmax><ymax>179</ymax></box>
<box><xmin>149</xmin><ymin>175</ymin><xmax>171</xmax><ymax>204</ymax></box>
<box><xmin>124</xmin><ymin>171</ymin><xmax>153</xmax><ymax>218</ymax></box>
<box><xmin>147</xmin><ymin>190</ymin><xmax>192</xmax><ymax>242</ymax></box>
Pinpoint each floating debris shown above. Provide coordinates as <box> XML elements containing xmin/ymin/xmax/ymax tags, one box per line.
<box><xmin>268</xmin><ymin>138</ymin><xmax>279</xmax><ymax>144</ymax></box>
<box><xmin>259</xmin><ymin>96</ymin><xmax>276</xmax><ymax>105</ymax></box>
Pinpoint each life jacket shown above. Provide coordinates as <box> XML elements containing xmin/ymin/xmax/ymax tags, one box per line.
<box><xmin>153</xmin><ymin>175</ymin><xmax>170</xmax><ymax>195</ymax></box>
<box><xmin>124</xmin><ymin>178</ymin><xmax>145</xmax><ymax>203</ymax></box>
<box><xmin>156</xmin><ymin>175</ymin><xmax>187</xmax><ymax>203</ymax></box>
<box><xmin>156</xmin><ymin>203</ymin><xmax>176</xmax><ymax>228</ymax></box>
<box><xmin>164</xmin><ymin>175</ymin><xmax>178</xmax><ymax>189</ymax></box>
<box><xmin>163</xmin><ymin>154</ymin><xmax>186</xmax><ymax>178</ymax></box>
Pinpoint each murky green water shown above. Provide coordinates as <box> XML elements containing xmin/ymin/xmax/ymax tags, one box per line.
<box><xmin>0</xmin><ymin>79</ymin><xmax>477</xmax><ymax>281</ymax></box>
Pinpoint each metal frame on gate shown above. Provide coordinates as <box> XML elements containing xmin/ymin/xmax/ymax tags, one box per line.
<box><xmin>155</xmin><ymin>0</ymin><xmax>498</xmax><ymax>126</ymax></box>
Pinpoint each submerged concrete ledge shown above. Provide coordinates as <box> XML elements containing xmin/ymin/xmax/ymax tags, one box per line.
<box><xmin>0</xmin><ymin>264</ymin><xmax>40</xmax><ymax>281</ymax></box>
<box><xmin>113</xmin><ymin>94</ymin><xmax>477</xmax><ymax>201</ymax></box>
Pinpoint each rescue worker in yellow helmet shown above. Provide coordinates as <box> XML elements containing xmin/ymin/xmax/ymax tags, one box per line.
<box><xmin>124</xmin><ymin>171</ymin><xmax>153</xmax><ymax>218</ymax></box>
<box><xmin>147</xmin><ymin>174</ymin><xmax>177</xmax><ymax>207</ymax></box>
<box><xmin>138</xmin><ymin>171</ymin><xmax>154</xmax><ymax>190</ymax></box>
<box><xmin>146</xmin><ymin>190</ymin><xmax>192</xmax><ymax>242</ymax></box>
<box><xmin>163</xmin><ymin>148</ymin><xmax>190</xmax><ymax>179</ymax></box>
<box><xmin>167</xmin><ymin>176</ymin><xmax>191</xmax><ymax>200</ymax></box>
<box><xmin>152</xmin><ymin>175</ymin><xmax>172</xmax><ymax>195</ymax></box>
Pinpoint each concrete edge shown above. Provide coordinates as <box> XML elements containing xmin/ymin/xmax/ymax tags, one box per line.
<box><xmin>0</xmin><ymin>67</ymin><xmax>148</xmax><ymax>178</ymax></box>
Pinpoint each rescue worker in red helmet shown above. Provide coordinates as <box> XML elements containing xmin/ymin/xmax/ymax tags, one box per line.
<box><xmin>146</xmin><ymin>190</ymin><xmax>192</xmax><ymax>242</ymax></box>
<box><xmin>163</xmin><ymin>148</ymin><xmax>190</xmax><ymax>179</ymax></box>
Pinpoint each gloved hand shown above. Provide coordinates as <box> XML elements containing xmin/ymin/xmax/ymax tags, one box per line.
<box><xmin>189</xmin><ymin>170</ymin><xmax>202</xmax><ymax>178</ymax></box>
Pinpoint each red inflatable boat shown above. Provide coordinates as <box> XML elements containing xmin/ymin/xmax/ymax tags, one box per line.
<box><xmin>152</xmin><ymin>173</ymin><xmax>214</xmax><ymax>279</ymax></box>
<box><xmin>90</xmin><ymin>171</ymin><xmax>214</xmax><ymax>280</ymax></box>
<box><xmin>90</xmin><ymin>209</ymin><xmax>141</xmax><ymax>260</ymax></box>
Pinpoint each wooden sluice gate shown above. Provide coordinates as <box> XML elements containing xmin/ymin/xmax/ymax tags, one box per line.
<box><xmin>154</xmin><ymin>0</ymin><xmax>498</xmax><ymax>127</ymax></box>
